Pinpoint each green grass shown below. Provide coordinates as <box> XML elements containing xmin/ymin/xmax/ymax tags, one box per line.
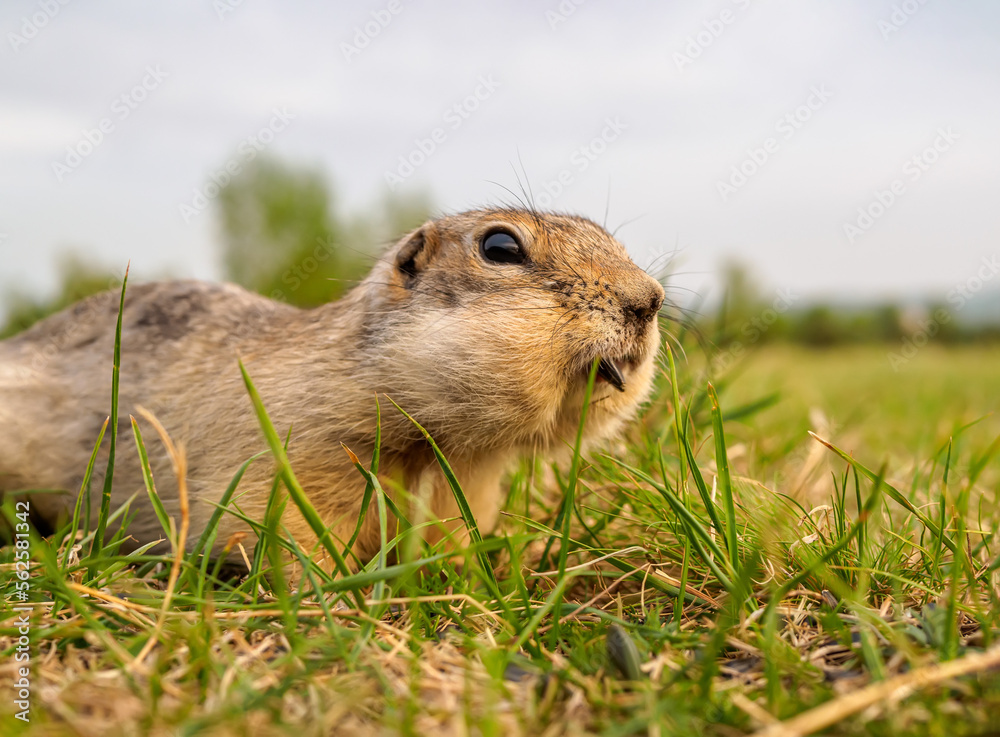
<box><xmin>2</xmin><ymin>290</ymin><xmax>1000</xmax><ymax>735</ymax></box>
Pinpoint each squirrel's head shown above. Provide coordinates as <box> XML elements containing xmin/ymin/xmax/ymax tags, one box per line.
<box><xmin>362</xmin><ymin>208</ymin><xmax>665</xmax><ymax>454</ymax></box>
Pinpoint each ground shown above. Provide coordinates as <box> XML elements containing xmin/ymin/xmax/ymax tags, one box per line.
<box><xmin>2</xmin><ymin>341</ymin><xmax>999</xmax><ymax>736</ymax></box>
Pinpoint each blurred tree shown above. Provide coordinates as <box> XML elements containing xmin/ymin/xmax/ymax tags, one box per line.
<box><xmin>217</xmin><ymin>157</ymin><xmax>432</xmax><ymax>307</ymax></box>
<box><xmin>926</xmin><ymin>302</ymin><xmax>962</xmax><ymax>344</ymax></box>
<box><xmin>793</xmin><ymin>305</ymin><xmax>841</xmax><ymax>346</ymax></box>
<box><xmin>871</xmin><ymin>304</ymin><xmax>903</xmax><ymax>342</ymax></box>
<box><xmin>715</xmin><ymin>260</ymin><xmax>762</xmax><ymax>343</ymax></box>
<box><xmin>218</xmin><ymin>157</ymin><xmax>348</xmax><ymax>306</ymax></box>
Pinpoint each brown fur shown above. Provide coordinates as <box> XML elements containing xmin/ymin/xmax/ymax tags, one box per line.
<box><xmin>0</xmin><ymin>208</ymin><xmax>664</xmax><ymax>567</ymax></box>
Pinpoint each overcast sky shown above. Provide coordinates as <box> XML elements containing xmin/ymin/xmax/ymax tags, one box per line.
<box><xmin>2</xmin><ymin>1</ymin><xmax>999</xmax><ymax>320</ymax></box>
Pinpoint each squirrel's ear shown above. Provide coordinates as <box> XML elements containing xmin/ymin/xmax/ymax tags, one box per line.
<box><xmin>394</xmin><ymin>221</ymin><xmax>439</xmax><ymax>284</ymax></box>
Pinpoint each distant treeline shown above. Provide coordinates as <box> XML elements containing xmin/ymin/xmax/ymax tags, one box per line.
<box><xmin>697</xmin><ymin>263</ymin><xmax>1000</xmax><ymax>351</ymax></box>
<box><xmin>3</xmin><ymin>159</ymin><xmax>998</xmax><ymax>350</ymax></box>
<box><xmin>711</xmin><ymin>302</ymin><xmax>1000</xmax><ymax>347</ymax></box>
<box><xmin>1</xmin><ymin>157</ymin><xmax>432</xmax><ymax>339</ymax></box>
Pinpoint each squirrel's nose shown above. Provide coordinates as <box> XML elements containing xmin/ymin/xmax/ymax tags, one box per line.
<box><xmin>624</xmin><ymin>278</ymin><xmax>665</xmax><ymax>325</ymax></box>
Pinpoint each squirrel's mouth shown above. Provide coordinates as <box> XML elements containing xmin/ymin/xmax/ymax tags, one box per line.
<box><xmin>594</xmin><ymin>355</ymin><xmax>638</xmax><ymax>393</ymax></box>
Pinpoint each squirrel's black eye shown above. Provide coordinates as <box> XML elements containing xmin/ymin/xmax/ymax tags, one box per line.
<box><xmin>480</xmin><ymin>231</ymin><xmax>525</xmax><ymax>265</ymax></box>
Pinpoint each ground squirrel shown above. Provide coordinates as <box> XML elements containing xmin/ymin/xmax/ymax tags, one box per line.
<box><xmin>0</xmin><ymin>208</ymin><xmax>665</xmax><ymax>568</ymax></box>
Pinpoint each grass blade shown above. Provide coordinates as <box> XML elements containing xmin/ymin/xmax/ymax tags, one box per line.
<box><xmin>238</xmin><ymin>360</ymin><xmax>364</xmax><ymax>610</ymax></box>
<box><xmin>62</xmin><ymin>417</ymin><xmax>108</xmax><ymax>568</ymax></box>
<box><xmin>386</xmin><ymin>396</ymin><xmax>499</xmax><ymax>596</ymax></box>
<box><xmin>707</xmin><ymin>382</ymin><xmax>739</xmax><ymax>571</ymax></box>
<box><xmin>809</xmin><ymin>432</ymin><xmax>956</xmax><ymax>553</ymax></box>
<box><xmin>130</xmin><ymin>416</ymin><xmax>173</xmax><ymax>537</ymax></box>
<box><xmin>91</xmin><ymin>265</ymin><xmax>128</xmax><ymax>558</ymax></box>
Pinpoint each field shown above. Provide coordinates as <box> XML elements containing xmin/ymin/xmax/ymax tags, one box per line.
<box><xmin>3</xmin><ymin>332</ymin><xmax>1000</xmax><ymax>736</ymax></box>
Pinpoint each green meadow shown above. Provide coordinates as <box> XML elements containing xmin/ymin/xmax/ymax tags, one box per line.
<box><xmin>2</xmin><ymin>288</ymin><xmax>999</xmax><ymax>736</ymax></box>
